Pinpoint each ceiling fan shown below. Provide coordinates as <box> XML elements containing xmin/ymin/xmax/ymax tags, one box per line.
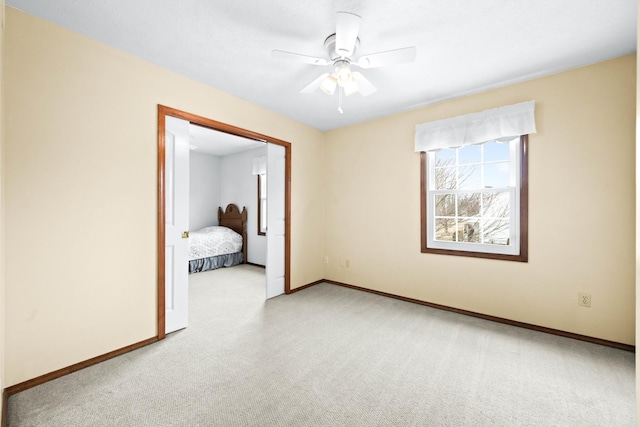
<box><xmin>272</xmin><ymin>12</ymin><xmax>416</xmax><ymax>113</ymax></box>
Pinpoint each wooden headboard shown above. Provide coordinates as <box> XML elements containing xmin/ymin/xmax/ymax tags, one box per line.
<box><xmin>218</xmin><ymin>204</ymin><xmax>248</xmax><ymax>264</ymax></box>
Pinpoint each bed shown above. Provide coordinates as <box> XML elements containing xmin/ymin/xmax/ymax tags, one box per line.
<box><xmin>188</xmin><ymin>204</ymin><xmax>248</xmax><ymax>274</ymax></box>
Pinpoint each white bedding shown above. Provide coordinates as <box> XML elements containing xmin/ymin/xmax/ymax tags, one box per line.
<box><xmin>189</xmin><ymin>226</ymin><xmax>243</xmax><ymax>261</ymax></box>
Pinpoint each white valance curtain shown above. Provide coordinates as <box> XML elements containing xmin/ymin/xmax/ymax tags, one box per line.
<box><xmin>251</xmin><ymin>157</ymin><xmax>267</xmax><ymax>175</ymax></box>
<box><xmin>414</xmin><ymin>100</ymin><xmax>536</xmax><ymax>152</ymax></box>
<box><xmin>252</xmin><ymin>156</ymin><xmax>267</xmax><ymax>198</ymax></box>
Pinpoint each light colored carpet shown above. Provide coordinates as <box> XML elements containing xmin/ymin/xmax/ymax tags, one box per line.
<box><xmin>8</xmin><ymin>264</ymin><xmax>636</xmax><ymax>426</ymax></box>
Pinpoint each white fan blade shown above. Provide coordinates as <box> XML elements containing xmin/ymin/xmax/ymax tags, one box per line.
<box><xmin>357</xmin><ymin>46</ymin><xmax>416</xmax><ymax>69</ymax></box>
<box><xmin>272</xmin><ymin>50</ymin><xmax>330</xmax><ymax>66</ymax></box>
<box><xmin>352</xmin><ymin>72</ymin><xmax>377</xmax><ymax>96</ymax></box>
<box><xmin>335</xmin><ymin>12</ymin><xmax>361</xmax><ymax>57</ymax></box>
<box><xmin>300</xmin><ymin>73</ymin><xmax>330</xmax><ymax>93</ymax></box>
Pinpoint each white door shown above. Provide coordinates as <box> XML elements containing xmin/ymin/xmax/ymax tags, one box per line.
<box><xmin>266</xmin><ymin>144</ymin><xmax>286</xmax><ymax>299</ymax></box>
<box><xmin>164</xmin><ymin>116</ymin><xmax>190</xmax><ymax>333</ymax></box>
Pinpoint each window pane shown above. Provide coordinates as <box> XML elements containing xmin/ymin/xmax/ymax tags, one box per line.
<box><xmin>435</xmin><ymin>194</ymin><xmax>455</xmax><ymax>216</ymax></box>
<box><xmin>483</xmin><ymin>192</ymin><xmax>510</xmax><ymax>218</ymax></box>
<box><xmin>435</xmin><ymin>218</ymin><xmax>456</xmax><ymax>241</ymax></box>
<box><xmin>457</xmin><ymin>193</ymin><xmax>481</xmax><ymax>217</ymax></box>
<box><xmin>435</xmin><ymin>166</ymin><xmax>456</xmax><ymax>189</ymax></box>
<box><xmin>260</xmin><ymin>199</ymin><xmax>267</xmax><ymax>233</ymax></box>
<box><xmin>458</xmin><ymin>164</ymin><xmax>481</xmax><ymax>189</ymax></box>
<box><xmin>484</xmin><ymin>162</ymin><xmax>510</xmax><ymax>188</ymax></box>
<box><xmin>434</xmin><ymin>148</ymin><xmax>456</xmax><ymax>165</ymax></box>
<box><xmin>483</xmin><ymin>141</ymin><xmax>510</xmax><ymax>162</ymax></box>
<box><xmin>458</xmin><ymin>145</ymin><xmax>481</xmax><ymax>164</ymax></box>
<box><xmin>458</xmin><ymin>219</ymin><xmax>480</xmax><ymax>243</ymax></box>
<box><xmin>482</xmin><ymin>219</ymin><xmax>510</xmax><ymax>245</ymax></box>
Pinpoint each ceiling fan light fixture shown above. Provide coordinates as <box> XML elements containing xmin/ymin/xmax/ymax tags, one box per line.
<box><xmin>320</xmin><ymin>74</ymin><xmax>338</xmax><ymax>95</ymax></box>
<box><xmin>342</xmin><ymin>77</ymin><xmax>359</xmax><ymax>96</ymax></box>
<box><xmin>335</xmin><ymin>61</ymin><xmax>352</xmax><ymax>86</ymax></box>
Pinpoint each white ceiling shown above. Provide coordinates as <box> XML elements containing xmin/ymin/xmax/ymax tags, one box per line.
<box><xmin>189</xmin><ymin>124</ymin><xmax>264</xmax><ymax>156</ymax></box>
<box><xmin>6</xmin><ymin>0</ymin><xmax>637</xmax><ymax>131</ymax></box>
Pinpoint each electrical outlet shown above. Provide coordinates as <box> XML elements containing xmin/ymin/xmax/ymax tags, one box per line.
<box><xmin>344</xmin><ymin>259</ymin><xmax>350</xmax><ymax>268</ymax></box>
<box><xmin>578</xmin><ymin>292</ymin><xmax>591</xmax><ymax>307</ymax></box>
<box><xmin>324</xmin><ymin>256</ymin><xmax>329</xmax><ymax>264</ymax></box>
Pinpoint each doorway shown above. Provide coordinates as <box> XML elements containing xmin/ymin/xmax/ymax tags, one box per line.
<box><xmin>157</xmin><ymin>105</ymin><xmax>292</xmax><ymax>339</ymax></box>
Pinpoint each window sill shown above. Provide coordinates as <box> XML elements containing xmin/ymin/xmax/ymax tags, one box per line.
<box><xmin>421</xmin><ymin>246</ymin><xmax>528</xmax><ymax>262</ymax></box>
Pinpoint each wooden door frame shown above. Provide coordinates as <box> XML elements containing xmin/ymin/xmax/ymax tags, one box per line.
<box><xmin>157</xmin><ymin>105</ymin><xmax>292</xmax><ymax>339</ymax></box>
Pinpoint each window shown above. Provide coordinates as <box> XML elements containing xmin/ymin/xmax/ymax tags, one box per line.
<box><xmin>257</xmin><ymin>174</ymin><xmax>267</xmax><ymax>235</ymax></box>
<box><xmin>415</xmin><ymin>101</ymin><xmax>535</xmax><ymax>261</ymax></box>
<box><xmin>421</xmin><ymin>135</ymin><xmax>528</xmax><ymax>261</ymax></box>
<box><xmin>252</xmin><ymin>156</ymin><xmax>267</xmax><ymax>236</ymax></box>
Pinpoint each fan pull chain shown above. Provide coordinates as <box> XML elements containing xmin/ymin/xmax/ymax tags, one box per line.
<box><xmin>338</xmin><ymin>86</ymin><xmax>344</xmax><ymax>114</ymax></box>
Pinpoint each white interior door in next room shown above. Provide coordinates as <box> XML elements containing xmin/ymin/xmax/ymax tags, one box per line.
<box><xmin>165</xmin><ymin>115</ymin><xmax>190</xmax><ymax>334</ymax></box>
<box><xmin>266</xmin><ymin>143</ymin><xmax>286</xmax><ymax>299</ymax></box>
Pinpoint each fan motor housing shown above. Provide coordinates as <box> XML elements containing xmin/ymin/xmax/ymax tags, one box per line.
<box><xmin>324</xmin><ymin>34</ymin><xmax>360</xmax><ymax>61</ymax></box>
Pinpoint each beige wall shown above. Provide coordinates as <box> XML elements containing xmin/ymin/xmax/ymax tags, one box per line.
<box><xmin>0</xmin><ymin>0</ymin><xmax>5</xmax><ymax>407</ymax></box>
<box><xmin>325</xmin><ymin>54</ymin><xmax>636</xmax><ymax>345</ymax></box>
<box><xmin>3</xmin><ymin>8</ymin><xmax>325</xmax><ymax>387</ymax></box>
<box><xmin>636</xmin><ymin>0</ymin><xmax>639</xmax><ymax>420</ymax></box>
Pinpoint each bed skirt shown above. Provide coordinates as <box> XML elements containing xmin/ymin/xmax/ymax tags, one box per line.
<box><xmin>189</xmin><ymin>252</ymin><xmax>244</xmax><ymax>274</ymax></box>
